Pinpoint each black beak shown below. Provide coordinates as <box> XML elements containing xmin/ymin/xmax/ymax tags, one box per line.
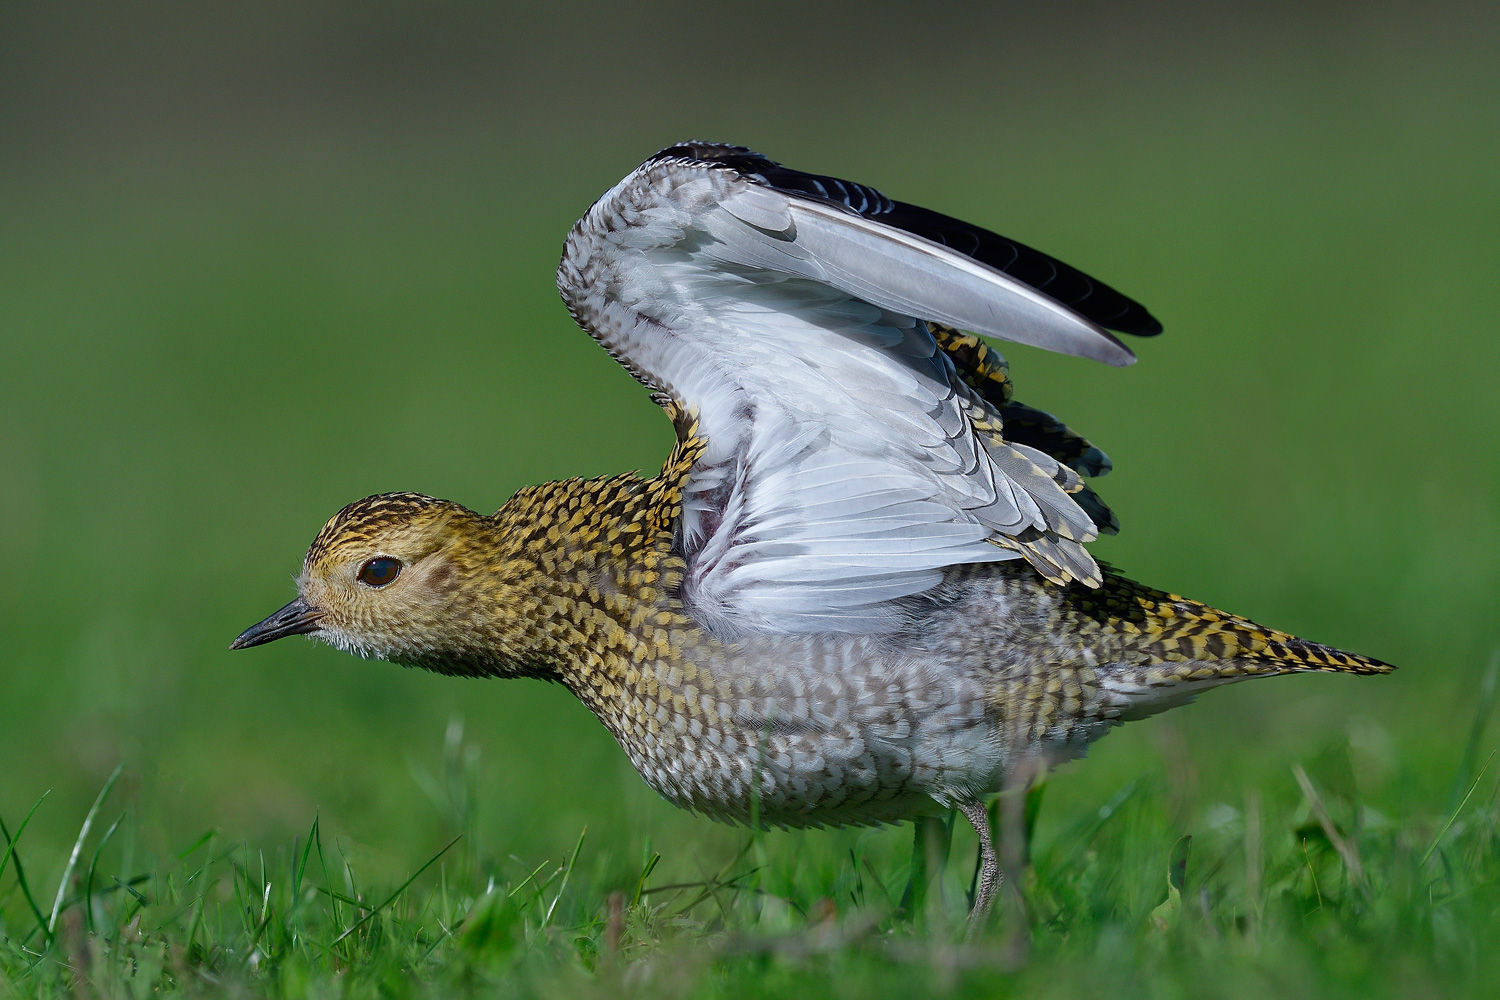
<box><xmin>231</xmin><ymin>596</ymin><xmax>325</xmax><ymax>650</ymax></box>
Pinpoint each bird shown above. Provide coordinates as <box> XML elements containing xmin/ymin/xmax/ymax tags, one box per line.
<box><xmin>231</xmin><ymin>141</ymin><xmax>1391</xmax><ymax>918</ymax></box>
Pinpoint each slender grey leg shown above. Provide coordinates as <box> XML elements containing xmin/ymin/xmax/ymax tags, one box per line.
<box><xmin>960</xmin><ymin>801</ymin><xmax>1001</xmax><ymax>920</ymax></box>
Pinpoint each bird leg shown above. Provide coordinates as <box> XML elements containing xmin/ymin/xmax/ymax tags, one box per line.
<box><xmin>960</xmin><ymin>800</ymin><xmax>1001</xmax><ymax>920</ymax></box>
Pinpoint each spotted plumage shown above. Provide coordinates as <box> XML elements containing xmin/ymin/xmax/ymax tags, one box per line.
<box><xmin>235</xmin><ymin>143</ymin><xmax>1391</xmax><ymax>916</ymax></box>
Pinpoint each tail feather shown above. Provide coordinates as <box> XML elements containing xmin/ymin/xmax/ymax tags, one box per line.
<box><xmin>1243</xmin><ymin>634</ymin><xmax>1393</xmax><ymax>676</ymax></box>
<box><xmin>1068</xmin><ymin>568</ymin><xmax>1394</xmax><ymax>683</ymax></box>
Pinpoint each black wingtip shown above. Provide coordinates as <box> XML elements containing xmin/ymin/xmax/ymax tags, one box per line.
<box><xmin>650</xmin><ymin>141</ymin><xmax>1166</xmax><ymax>339</ymax></box>
<box><xmin>1116</xmin><ymin>311</ymin><xmax>1164</xmax><ymax>338</ymax></box>
<box><xmin>650</xmin><ymin>141</ymin><xmax>770</xmax><ymax>169</ymax></box>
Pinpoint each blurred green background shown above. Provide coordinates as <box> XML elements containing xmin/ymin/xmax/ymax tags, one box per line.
<box><xmin>2</xmin><ymin>0</ymin><xmax>1497</xmax><ymax>913</ymax></box>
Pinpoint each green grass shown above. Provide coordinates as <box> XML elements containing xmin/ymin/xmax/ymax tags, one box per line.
<box><xmin>7</xmin><ymin>697</ymin><xmax>1500</xmax><ymax>999</ymax></box>
<box><xmin>3</xmin><ymin>5</ymin><xmax>1499</xmax><ymax>997</ymax></box>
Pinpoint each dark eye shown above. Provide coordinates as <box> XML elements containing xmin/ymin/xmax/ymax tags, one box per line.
<box><xmin>357</xmin><ymin>557</ymin><xmax>402</xmax><ymax>588</ymax></box>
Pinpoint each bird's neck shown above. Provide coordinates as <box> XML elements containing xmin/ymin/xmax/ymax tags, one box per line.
<box><xmin>409</xmin><ymin>473</ymin><xmax>692</xmax><ymax>685</ymax></box>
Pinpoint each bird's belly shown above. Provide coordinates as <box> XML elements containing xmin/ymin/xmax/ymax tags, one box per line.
<box><xmin>603</xmin><ymin>637</ymin><xmax>1006</xmax><ymax>828</ymax></box>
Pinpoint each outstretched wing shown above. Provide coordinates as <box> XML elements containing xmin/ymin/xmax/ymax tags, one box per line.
<box><xmin>557</xmin><ymin>142</ymin><xmax>1157</xmax><ymax>637</ymax></box>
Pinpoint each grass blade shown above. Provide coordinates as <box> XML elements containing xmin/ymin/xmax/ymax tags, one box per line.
<box><xmin>330</xmin><ymin>834</ymin><xmax>461</xmax><ymax>947</ymax></box>
<box><xmin>314</xmin><ymin>820</ymin><xmax>341</xmax><ymax>934</ymax></box>
<box><xmin>1423</xmin><ymin>748</ymin><xmax>1499</xmax><ymax>867</ymax></box>
<box><xmin>83</xmin><ymin>811</ymin><xmax>126</xmax><ymax>933</ymax></box>
<box><xmin>0</xmin><ymin>790</ymin><xmax>49</xmax><ymax>887</ymax></box>
<box><xmin>507</xmin><ymin>860</ymin><xmax>552</xmax><ymax>901</ymax></box>
<box><xmin>49</xmin><ymin>763</ymin><xmax>122</xmax><ymax>936</ymax></box>
<box><xmin>0</xmin><ymin>805</ymin><xmax>55</xmax><ymax>944</ymax></box>
<box><xmin>112</xmin><ymin>875</ymin><xmax>148</xmax><ymax>907</ymax></box>
<box><xmin>293</xmin><ymin>814</ymin><xmax>319</xmax><ymax>902</ymax></box>
<box><xmin>1293</xmin><ymin>764</ymin><xmax>1364</xmax><ymax>885</ymax></box>
<box><xmin>542</xmin><ymin>827</ymin><xmax>587</xmax><ymax>929</ymax></box>
<box><xmin>175</xmin><ymin>828</ymin><xmax>217</xmax><ymax>861</ymax></box>
<box><xmin>632</xmin><ymin>851</ymin><xmax>660</xmax><ymax>908</ymax></box>
<box><xmin>1449</xmin><ymin>649</ymin><xmax>1500</xmax><ymax>811</ymax></box>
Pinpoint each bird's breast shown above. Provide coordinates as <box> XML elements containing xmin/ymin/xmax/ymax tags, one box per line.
<box><xmin>568</xmin><ymin>628</ymin><xmax>1007</xmax><ymax>827</ymax></box>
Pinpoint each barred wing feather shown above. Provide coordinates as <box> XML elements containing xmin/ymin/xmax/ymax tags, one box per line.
<box><xmin>557</xmin><ymin>143</ymin><xmax>1154</xmax><ymax>637</ymax></box>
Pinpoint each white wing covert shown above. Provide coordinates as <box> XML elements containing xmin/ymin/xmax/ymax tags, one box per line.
<box><xmin>557</xmin><ymin>143</ymin><xmax>1158</xmax><ymax>638</ymax></box>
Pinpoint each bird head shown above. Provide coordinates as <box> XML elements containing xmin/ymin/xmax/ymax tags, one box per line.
<box><xmin>231</xmin><ymin>492</ymin><xmax>488</xmax><ymax>666</ymax></box>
